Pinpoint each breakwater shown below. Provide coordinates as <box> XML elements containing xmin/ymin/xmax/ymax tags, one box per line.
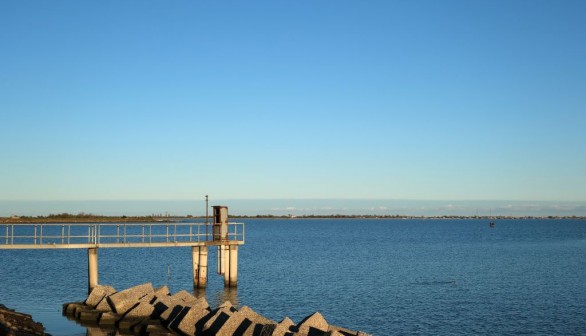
<box><xmin>63</xmin><ymin>283</ymin><xmax>369</xmax><ymax>336</ymax></box>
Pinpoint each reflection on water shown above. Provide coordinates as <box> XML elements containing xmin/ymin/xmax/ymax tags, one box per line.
<box><xmin>213</xmin><ymin>287</ymin><xmax>239</xmax><ymax>308</ymax></box>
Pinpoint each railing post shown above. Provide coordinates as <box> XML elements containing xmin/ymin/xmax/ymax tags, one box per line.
<box><xmin>34</xmin><ymin>225</ymin><xmax>37</xmax><ymax>245</ymax></box>
<box><xmin>61</xmin><ymin>224</ymin><xmax>65</xmax><ymax>245</ymax></box>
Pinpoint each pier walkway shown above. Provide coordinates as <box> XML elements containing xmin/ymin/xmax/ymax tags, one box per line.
<box><xmin>0</xmin><ymin>206</ymin><xmax>244</xmax><ymax>292</ymax></box>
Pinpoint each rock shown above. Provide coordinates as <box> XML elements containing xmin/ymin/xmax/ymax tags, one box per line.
<box><xmin>106</xmin><ymin>283</ymin><xmax>154</xmax><ymax>314</ymax></box>
<box><xmin>0</xmin><ymin>304</ymin><xmax>49</xmax><ymax>336</ymax></box>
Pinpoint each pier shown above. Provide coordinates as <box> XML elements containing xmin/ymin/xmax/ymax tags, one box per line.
<box><xmin>0</xmin><ymin>206</ymin><xmax>244</xmax><ymax>293</ymax></box>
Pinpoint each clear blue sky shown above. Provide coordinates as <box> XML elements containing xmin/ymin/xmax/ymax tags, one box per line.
<box><xmin>1</xmin><ymin>1</ymin><xmax>585</xmax><ymax>209</ymax></box>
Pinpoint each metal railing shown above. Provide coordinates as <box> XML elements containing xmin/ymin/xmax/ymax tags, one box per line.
<box><xmin>0</xmin><ymin>222</ymin><xmax>244</xmax><ymax>248</ymax></box>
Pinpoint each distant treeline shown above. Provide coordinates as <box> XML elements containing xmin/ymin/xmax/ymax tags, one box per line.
<box><xmin>2</xmin><ymin>213</ymin><xmax>585</xmax><ymax>223</ymax></box>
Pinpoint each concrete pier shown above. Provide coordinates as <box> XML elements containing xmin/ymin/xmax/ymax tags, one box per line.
<box><xmin>1</xmin><ymin>204</ymin><xmax>244</xmax><ymax>292</ymax></box>
<box><xmin>224</xmin><ymin>245</ymin><xmax>238</xmax><ymax>287</ymax></box>
<box><xmin>88</xmin><ymin>248</ymin><xmax>98</xmax><ymax>294</ymax></box>
<box><xmin>192</xmin><ymin>246</ymin><xmax>208</xmax><ymax>288</ymax></box>
<box><xmin>212</xmin><ymin>205</ymin><xmax>238</xmax><ymax>287</ymax></box>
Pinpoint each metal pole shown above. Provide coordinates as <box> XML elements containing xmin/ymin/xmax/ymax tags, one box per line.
<box><xmin>205</xmin><ymin>195</ymin><xmax>209</xmax><ymax>241</ymax></box>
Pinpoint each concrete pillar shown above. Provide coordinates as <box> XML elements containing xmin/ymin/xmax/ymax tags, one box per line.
<box><xmin>228</xmin><ymin>245</ymin><xmax>238</xmax><ymax>287</ymax></box>
<box><xmin>192</xmin><ymin>246</ymin><xmax>208</xmax><ymax>288</ymax></box>
<box><xmin>223</xmin><ymin>244</ymin><xmax>238</xmax><ymax>287</ymax></box>
<box><xmin>217</xmin><ymin>245</ymin><xmax>226</xmax><ymax>275</ymax></box>
<box><xmin>88</xmin><ymin>248</ymin><xmax>98</xmax><ymax>294</ymax></box>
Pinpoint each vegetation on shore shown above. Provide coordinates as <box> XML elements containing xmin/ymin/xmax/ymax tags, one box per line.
<box><xmin>1</xmin><ymin>212</ymin><xmax>585</xmax><ymax>223</ymax></box>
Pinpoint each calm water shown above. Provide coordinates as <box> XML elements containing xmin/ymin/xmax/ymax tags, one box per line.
<box><xmin>1</xmin><ymin>219</ymin><xmax>585</xmax><ymax>335</ymax></box>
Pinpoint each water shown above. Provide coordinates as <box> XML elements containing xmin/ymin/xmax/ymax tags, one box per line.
<box><xmin>1</xmin><ymin>219</ymin><xmax>585</xmax><ymax>335</ymax></box>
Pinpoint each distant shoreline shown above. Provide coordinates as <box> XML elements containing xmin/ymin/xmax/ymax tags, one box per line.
<box><xmin>2</xmin><ymin>214</ymin><xmax>585</xmax><ymax>223</ymax></box>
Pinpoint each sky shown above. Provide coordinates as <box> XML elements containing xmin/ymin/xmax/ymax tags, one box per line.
<box><xmin>1</xmin><ymin>1</ymin><xmax>585</xmax><ymax>216</ymax></box>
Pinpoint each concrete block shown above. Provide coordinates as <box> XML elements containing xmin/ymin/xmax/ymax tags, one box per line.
<box><xmin>260</xmin><ymin>316</ymin><xmax>295</xmax><ymax>336</ymax></box>
<box><xmin>239</xmin><ymin>306</ymin><xmax>276</xmax><ymax>325</ymax></box>
<box><xmin>94</xmin><ymin>297</ymin><xmax>113</xmax><ymax>312</ymax></box>
<box><xmin>155</xmin><ymin>285</ymin><xmax>170</xmax><ymax>296</ymax></box>
<box><xmin>186</xmin><ymin>296</ymin><xmax>209</xmax><ymax>310</ymax></box>
<box><xmin>79</xmin><ymin>310</ymin><xmax>102</xmax><ymax>323</ymax></box>
<box><xmin>233</xmin><ymin>306</ymin><xmax>276</xmax><ymax>336</ymax></box>
<box><xmin>85</xmin><ymin>285</ymin><xmax>116</xmax><ymax>308</ymax></box>
<box><xmin>328</xmin><ymin>325</ymin><xmax>362</xmax><ymax>336</ymax></box>
<box><xmin>63</xmin><ymin>302</ymin><xmax>85</xmax><ymax>316</ymax></box>
<box><xmin>213</xmin><ymin>310</ymin><xmax>251</xmax><ymax>336</ymax></box>
<box><xmin>106</xmin><ymin>283</ymin><xmax>154</xmax><ymax>315</ymax></box>
<box><xmin>140</xmin><ymin>285</ymin><xmax>171</xmax><ymax>305</ymax></box>
<box><xmin>98</xmin><ymin>311</ymin><xmax>121</xmax><ymax>328</ymax></box>
<box><xmin>166</xmin><ymin>290</ymin><xmax>199</xmax><ymax>307</ymax></box>
<box><xmin>159</xmin><ymin>304</ymin><xmax>185</xmax><ymax>328</ymax></box>
<box><xmin>146</xmin><ymin>324</ymin><xmax>176</xmax><ymax>336</ymax></box>
<box><xmin>75</xmin><ymin>306</ymin><xmax>93</xmax><ymax>320</ymax></box>
<box><xmin>85</xmin><ymin>326</ymin><xmax>112</xmax><ymax>336</ymax></box>
<box><xmin>201</xmin><ymin>307</ymin><xmax>235</xmax><ymax>335</ymax></box>
<box><xmin>172</xmin><ymin>305</ymin><xmax>210</xmax><ymax>336</ymax></box>
<box><xmin>118</xmin><ymin>302</ymin><xmax>155</xmax><ymax>330</ymax></box>
<box><xmin>295</xmin><ymin>312</ymin><xmax>329</xmax><ymax>335</ymax></box>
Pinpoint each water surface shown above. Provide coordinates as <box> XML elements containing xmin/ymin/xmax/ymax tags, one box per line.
<box><xmin>1</xmin><ymin>219</ymin><xmax>585</xmax><ymax>335</ymax></box>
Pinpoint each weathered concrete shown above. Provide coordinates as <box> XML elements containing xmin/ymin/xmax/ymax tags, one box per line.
<box><xmin>85</xmin><ymin>285</ymin><xmax>116</xmax><ymax>308</ymax></box>
<box><xmin>202</xmin><ymin>306</ymin><xmax>236</xmax><ymax>335</ymax></box>
<box><xmin>295</xmin><ymin>312</ymin><xmax>330</xmax><ymax>335</ymax></box>
<box><xmin>140</xmin><ymin>285</ymin><xmax>170</xmax><ymax>305</ymax></box>
<box><xmin>118</xmin><ymin>301</ymin><xmax>155</xmax><ymax>330</ymax></box>
<box><xmin>259</xmin><ymin>316</ymin><xmax>295</xmax><ymax>336</ymax></box>
<box><xmin>224</xmin><ymin>245</ymin><xmax>238</xmax><ymax>287</ymax></box>
<box><xmin>97</xmin><ymin>311</ymin><xmax>120</xmax><ymax>328</ymax></box>
<box><xmin>192</xmin><ymin>246</ymin><xmax>209</xmax><ymax>289</ymax></box>
<box><xmin>171</xmin><ymin>290</ymin><xmax>197</xmax><ymax>305</ymax></box>
<box><xmin>94</xmin><ymin>297</ymin><xmax>113</xmax><ymax>312</ymax></box>
<box><xmin>63</xmin><ymin>302</ymin><xmax>86</xmax><ymax>316</ymax></box>
<box><xmin>106</xmin><ymin>283</ymin><xmax>154</xmax><ymax>314</ymax></box>
<box><xmin>65</xmin><ymin>285</ymin><xmax>370</xmax><ymax>336</ymax></box>
<box><xmin>172</xmin><ymin>305</ymin><xmax>210</xmax><ymax>336</ymax></box>
<box><xmin>88</xmin><ymin>248</ymin><xmax>99</xmax><ymax>294</ymax></box>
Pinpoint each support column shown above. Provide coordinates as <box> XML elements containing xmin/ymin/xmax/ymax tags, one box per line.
<box><xmin>88</xmin><ymin>248</ymin><xmax>98</xmax><ymax>294</ymax></box>
<box><xmin>193</xmin><ymin>246</ymin><xmax>208</xmax><ymax>288</ymax></box>
<box><xmin>224</xmin><ymin>244</ymin><xmax>238</xmax><ymax>287</ymax></box>
<box><xmin>229</xmin><ymin>245</ymin><xmax>238</xmax><ymax>287</ymax></box>
<box><xmin>217</xmin><ymin>245</ymin><xmax>226</xmax><ymax>275</ymax></box>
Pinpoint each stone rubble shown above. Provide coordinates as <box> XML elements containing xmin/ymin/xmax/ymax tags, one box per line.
<box><xmin>63</xmin><ymin>283</ymin><xmax>370</xmax><ymax>336</ymax></box>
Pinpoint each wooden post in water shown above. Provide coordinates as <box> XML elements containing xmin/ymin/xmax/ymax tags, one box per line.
<box><xmin>88</xmin><ymin>248</ymin><xmax>98</xmax><ymax>294</ymax></box>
